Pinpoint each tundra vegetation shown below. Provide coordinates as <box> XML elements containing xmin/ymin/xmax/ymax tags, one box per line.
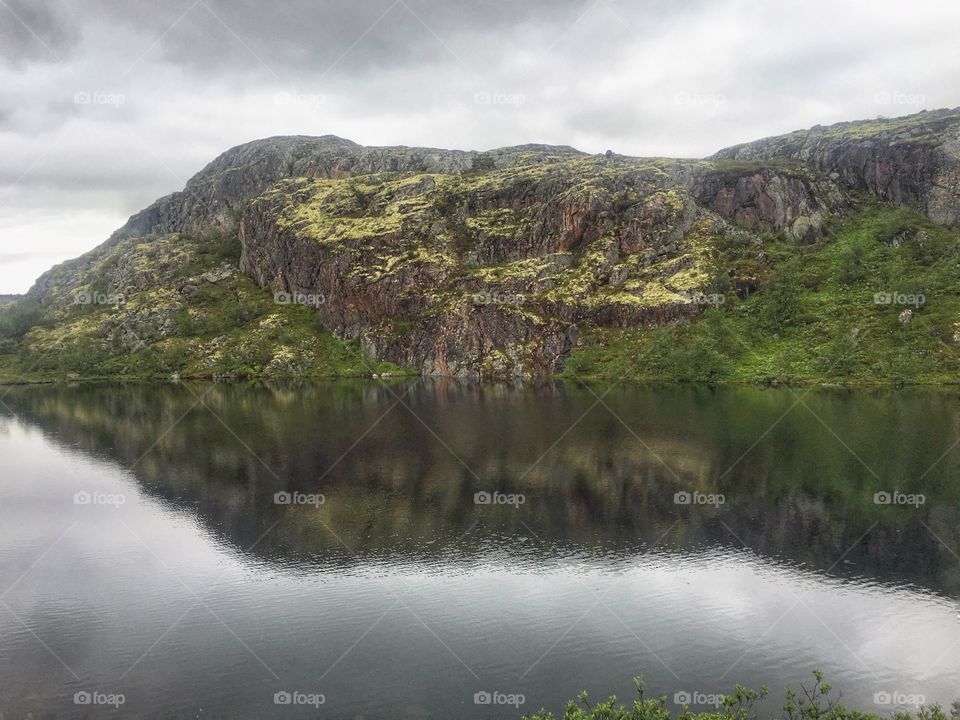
<box><xmin>2</xmin><ymin>108</ymin><xmax>959</xmax><ymax>384</ymax></box>
<box><xmin>523</xmin><ymin>672</ymin><xmax>960</xmax><ymax>720</ymax></box>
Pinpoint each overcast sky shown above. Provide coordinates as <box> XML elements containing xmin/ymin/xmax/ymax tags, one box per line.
<box><xmin>1</xmin><ymin>0</ymin><xmax>958</xmax><ymax>293</ymax></box>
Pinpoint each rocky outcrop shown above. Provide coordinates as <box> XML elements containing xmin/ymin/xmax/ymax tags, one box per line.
<box><xmin>25</xmin><ymin>137</ymin><xmax>589</xmax><ymax>306</ymax></box>
<box><xmin>19</xmin><ymin>108</ymin><xmax>960</xmax><ymax>379</ymax></box>
<box><xmin>237</xmin><ymin>156</ymin><xmax>830</xmax><ymax>377</ymax></box>
<box><xmin>690</xmin><ymin>166</ymin><xmax>843</xmax><ymax>242</ymax></box>
<box><xmin>361</xmin><ymin>302</ymin><xmax>579</xmax><ymax>379</ymax></box>
<box><xmin>116</xmin><ymin>138</ymin><xmax>589</xmax><ymax>242</ymax></box>
<box><xmin>713</xmin><ymin>108</ymin><xmax>960</xmax><ymax>227</ymax></box>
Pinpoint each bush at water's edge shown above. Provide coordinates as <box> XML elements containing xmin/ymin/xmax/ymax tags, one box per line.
<box><xmin>523</xmin><ymin>672</ymin><xmax>960</xmax><ymax>720</ymax></box>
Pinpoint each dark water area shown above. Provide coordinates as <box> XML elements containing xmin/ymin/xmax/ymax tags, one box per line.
<box><xmin>1</xmin><ymin>381</ymin><xmax>958</xmax><ymax>718</ymax></box>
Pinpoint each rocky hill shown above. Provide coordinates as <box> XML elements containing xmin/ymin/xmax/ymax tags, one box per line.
<box><xmin>3</xmin><ymin>108</ymin><xmax>960</xmax><ymax>383</ymax></box>
<box><xmin>713</xmin><ymin>108</ymin><xmax>960</xmax><ymax>226</ymax></box>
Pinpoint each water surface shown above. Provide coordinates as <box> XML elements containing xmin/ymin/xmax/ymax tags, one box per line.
<box><xmin>1</xmin><ymin>381</ymin><xmax>958</xmax><ymax>718</ymax></box>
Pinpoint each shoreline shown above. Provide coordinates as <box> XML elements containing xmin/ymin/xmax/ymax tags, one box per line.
<box><xmin>2</xmin><ymin>369</ymin><xmax>956</xmax><ymax>390</ymax></box>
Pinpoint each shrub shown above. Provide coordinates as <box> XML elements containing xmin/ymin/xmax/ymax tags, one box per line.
<box><xmin>757</xmin><ymin>269</ymin><xmax>803</xmax><ymax>332</ymax></box>
<box><xmin>836</xmin><ymin>245</ymin><xmax>866</xmax><ymax>285</ymax></box>
<box><xmin>0</xmin><ymin>301</ymin><xmax>46</xmax><ymax>345</ymax></box>
<box><xmin>522</xmin><ymin>672</ymin><xmax>958</xmax><ymax>720</ymax></box>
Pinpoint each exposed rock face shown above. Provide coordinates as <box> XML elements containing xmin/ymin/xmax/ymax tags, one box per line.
<box><xmin>25</xmin><ymin>137</ymin><xmax>587</xmax><ymax>305</ymax></box>
<box><xmin>713</xmin><ymin>108</ymin><xmax>960</xmax><ymax>227</ymax></box>
<box><xmin>237</xmin><ymin>155</ymin><xmax>841</xmax><ymax>377</ymax></box>
<box><xmin>21</xmin><ymin>107</ymin><xmax>960</xmax><ymax>379</ymax></box>
<box><xmin>690</xmin><ymin>167</ymin><xmax>842</xmax><ymax>242</ymax></box>
<box><xmin>117</xmin><ymin>138</ymin><xmax>588</xmax><ymax>241</ymax></box>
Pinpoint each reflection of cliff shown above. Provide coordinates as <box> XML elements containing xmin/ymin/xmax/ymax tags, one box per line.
<box><xmin>5</xmin><ymin>382</ymin><xmax>960</xmax><ymax>594</ymax></box>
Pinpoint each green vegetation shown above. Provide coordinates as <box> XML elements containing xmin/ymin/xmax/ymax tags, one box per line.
<box><xmin>563</xmin><ymin>200</ymin><xmax>960</xmax><ymax>384</ymax></box>
<box><xmin>0</xmin><ymin>232</ymin><xmax>406</xmax><ymax>385</ymax></box>
<box><xmin>525</xmin><ymin>672</ymin><xmax>959</xmax><ymax>720</ymax></box>
<box><xmin>5</xmin><ymin>113</ymin><xmax>960</xmax><ymax>388</ymax></box>
<box><xmin>268</xmin><ymin>173</ymin><xmax>452</xmax><ymax>247</ymax></box>
<box><xmin>9</xmin><ymin>196</ymin><xmax>960</xmax><ymax>387</ymax></box>
<box><xmin>0</xmin><ymin>300</ymin><xmax>47</xmax><ymax>352</ymax></box>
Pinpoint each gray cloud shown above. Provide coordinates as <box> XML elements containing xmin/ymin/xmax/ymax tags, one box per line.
<box><xmin>0</xmin><ymin>0</ymin><xmax>78</xmax><ymax>65</ymax></box>
<box><xmin>0</xmin><ymin>0</ymin><xmax>959</xmax><ymax>292</ymax></box>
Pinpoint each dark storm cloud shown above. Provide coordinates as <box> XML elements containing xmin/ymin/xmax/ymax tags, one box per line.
<box><xmin>3</xmin><ymin>0</ymin><xmax>715</xmax><ymax>86</ymax></box>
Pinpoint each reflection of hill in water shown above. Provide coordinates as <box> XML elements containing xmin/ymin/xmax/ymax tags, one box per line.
<box><xmin>5</xmin><ymin>381</ymin><xmax>960</xmax><ymax>594</ymax></box>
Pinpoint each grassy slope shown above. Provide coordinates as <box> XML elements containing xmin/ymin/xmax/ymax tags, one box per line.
<box><xmin>0</xmin><ymin>235</ymin><xmax>405</xmax><ymax>385</ymax></box>
<box><xmin>3</xmin><ymin>189</ymin><xmax>960</xmax><ymax>387</ymax></box>
<box><xmin>562</xmin><ymin>199</ymin><xmax>960</xmax><ymax>385</ymax></box>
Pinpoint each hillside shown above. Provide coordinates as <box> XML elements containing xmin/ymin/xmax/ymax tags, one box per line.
<box><xmin>2</xmin><ymin>108</ymin><xmax>960</xmax><ymax>384</ymax></box>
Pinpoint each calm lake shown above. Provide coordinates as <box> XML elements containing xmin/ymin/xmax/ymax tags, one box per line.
<box><xmin>0</xmin><ymin>381</ymin><xmax>958</xmax><ymax>718</ymax></box>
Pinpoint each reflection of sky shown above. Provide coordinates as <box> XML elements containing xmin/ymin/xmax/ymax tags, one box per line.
<box><xmin>1</xmin><ymin>416</ymin><xmax>957</xmax><ymax>718</ymax></box>
<box><xmin>0</xmin><ymin>416</ymin><xmax>960</xmax><ymax>716</ymax></box>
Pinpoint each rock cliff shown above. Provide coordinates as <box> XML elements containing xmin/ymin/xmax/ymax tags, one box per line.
<box><xmin>713</xmin><ymin>107</ymin><xmax>960</xmax><ymax>227</ymax></box>
<box><xmin>11</xmin><ymin>107</ymin><xmax>960</xmax><ymax>381</ymax></box>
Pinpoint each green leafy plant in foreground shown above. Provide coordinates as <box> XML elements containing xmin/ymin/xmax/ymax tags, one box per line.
<box><xmin>523</xmin><ymin>671</ymin><xmax>960</xmax><ymax>720</ymax></box>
